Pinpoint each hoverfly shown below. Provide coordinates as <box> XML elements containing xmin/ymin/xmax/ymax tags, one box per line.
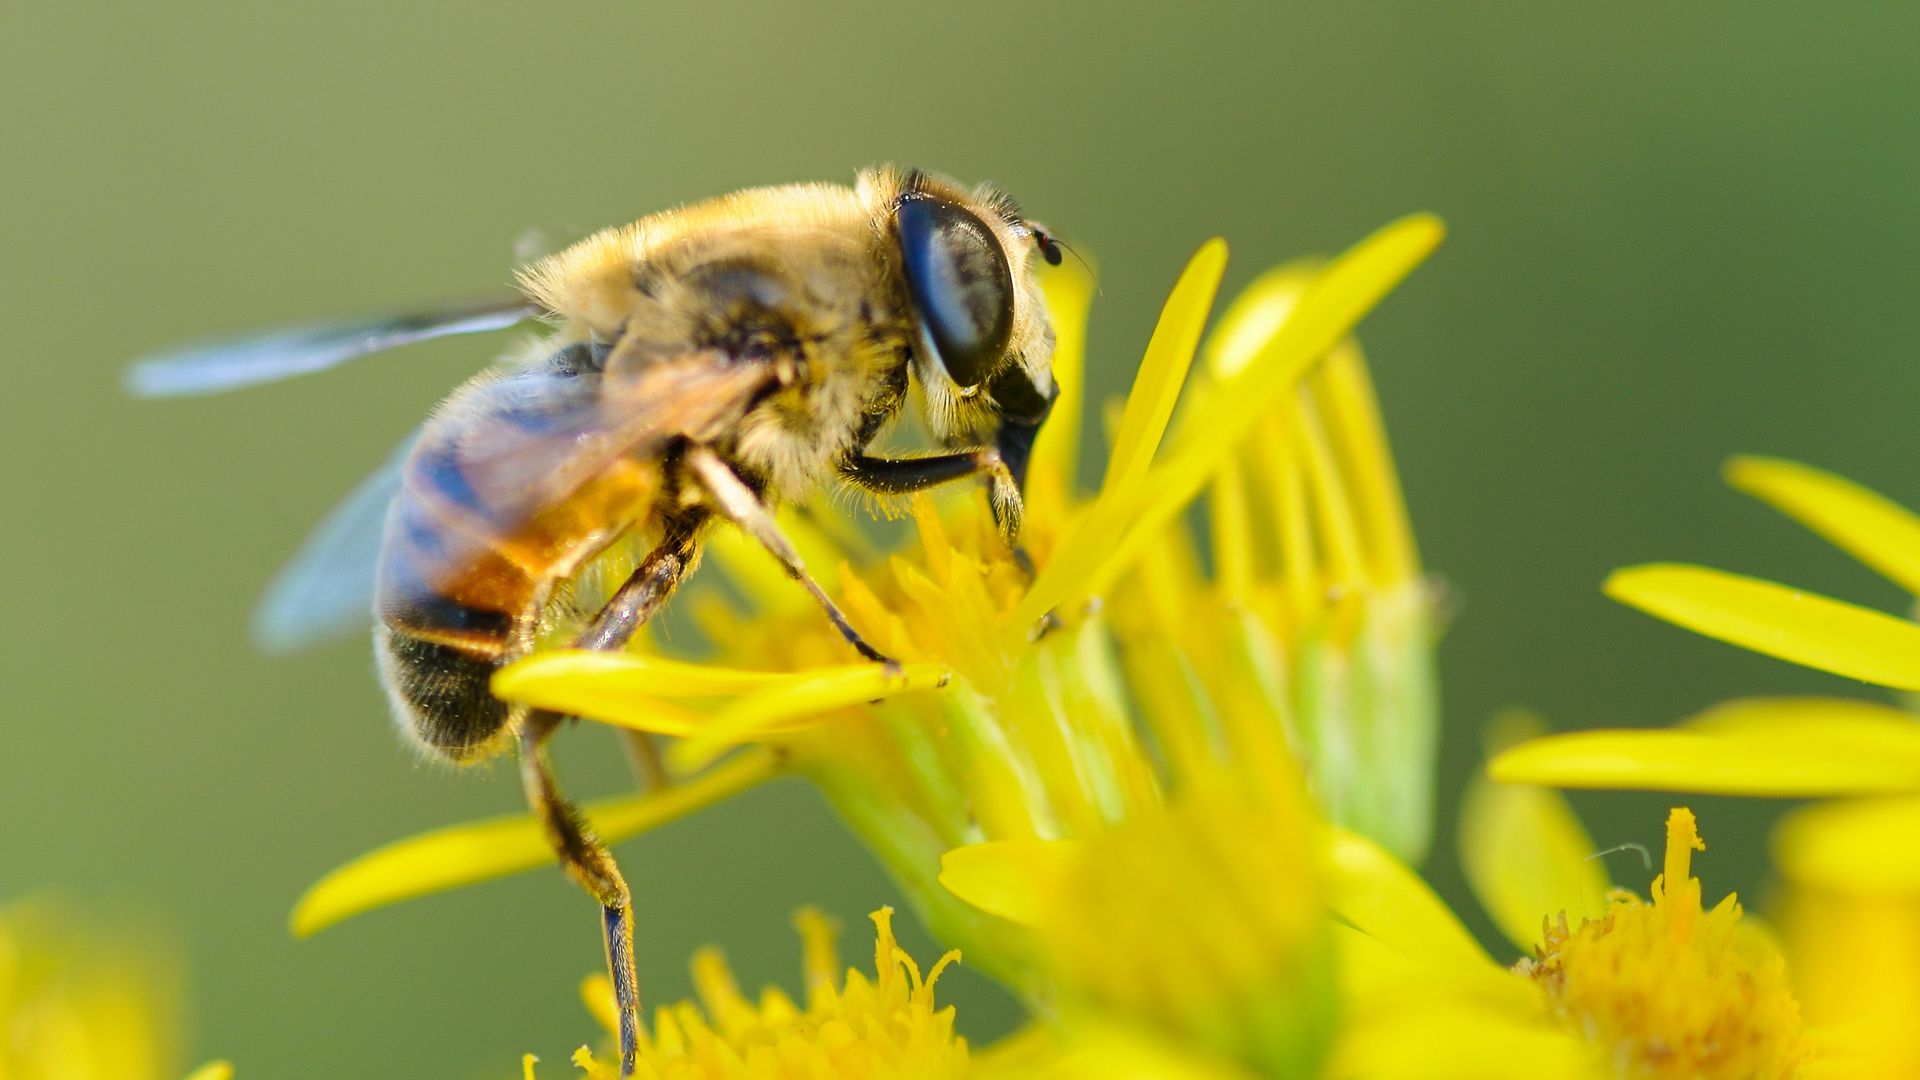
<box><xmin>128</xmin><ymin>166</ymin><xmax>1063</xmax><ymax>1075</ymax></box>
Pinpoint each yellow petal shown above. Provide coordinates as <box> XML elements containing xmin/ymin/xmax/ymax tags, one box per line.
<box><xmin>1487</xmin><ymin>700</ymin><xmax>1920</xmax><ymax>794</ymax></box>
<box><xmin>938</xmin><ymin>839</ymin><xmax>1085</xmax><ymax>928</ymax></box>
<box><xmin>1328</xmin><ymin>997</ymin><xmax>1598</xmax><ymax>1080</ymax></box>
<box><xmin>496</xmin><ymin>650</ymin><xmax>800</xmax><ymax>702</ymax></box>
<box><xmin>291</xmin><ymin>749</ymin><xmax>778</xmax><ymax>935</ymax></box>
<box><xmin>1326</xmin><ymin>827</ymin><xmax>1492</xmax><ymax>970</ymax></box>
<box><xmin>183</xmin><ymin>1063</ymin><xmax>235</xmax><ymax>1080</ymax></box>
<box><xmin>665</xmin><ymin>662</ymin><xmax>948</xmax><ymax>771</ymax></box>
<box><xmin>1200</xmin><ymin>262</ymin><xmax>1315</xmax><ymax>379</ymax></box>
<box><xmin>1027</xmin><ymin>255</ymin><xmax>1097</xmax><ymax>514</ymax></box>
<box><xmin>1033</xmin><ymin>1017</ymin><xmax>1267</xmax><ymax>1080</ymax></box>
<box><xmin>1684</xmin><ymin>694</ymin><xmax>1920</xmax><ymax>739</ymax></box>
<box><xmin>1098</xmin><ymin>238</ymin><xmax>1228</xmax><ymax>501</ymax></box>
<box><xmin>1727</xmin><ymin>455</ymin><xmax>1920</xmax><ymax>596</ymax></box>
<box><xmin>1605</xmin><ymin>563</ymin><xmax>1920</xmax><ymax>690</ymax></box>
<box><xmin>1461</xmin><ymin>726</ymin><xmax>1609</xmax><ymax>950</ymax></box>
<box><xmin>1010</xmin><ymin>214</ymin><xmax>1444</xmax><ymax>632</ymax></box>
<box><xmin>1774</xmin><ymin>795</ymin><xmax>1920</xmax><ymax>895</ymax></box>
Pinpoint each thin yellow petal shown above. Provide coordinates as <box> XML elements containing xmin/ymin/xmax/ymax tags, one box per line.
<box><xmin>1727</xmin><ymin>455</ymin><xmax>1920</xmax><ymax>596</ymax></box>
<box><xmin>1326</xmin><ymin>827</ymin><xmax>1492</xmax><ymax>970</ymax></box>
<box><xmin>1487</xmin><ymin>717</ymin><xmax>1920</xmax><ymax>795</ymax></box>
<box><xmin>496</xmin><ymin>650</ymin><xmax>799</xmax><ymax>701</ymax></box>
<box><xmin>1774</xmin><ymin>795</ymin><xmax>1920</xmax><ymax>895</ymax></box>
<box><xmin>1318</xmin><ymin>345</ymin><xmax>1420</xmax><ymax>584</ymax></box>
<box><xmin>1461</xmin><ymin>754</ymin><xmax>1608</xmax><ymax>951</ymax></box>
<box><xmin>1098</xmin><ymin>238</ymin><xmax>1228</xmax><ymax>500</ymax></box>
<box><xmin>1028</xmin><ymin>254</ymin><xmax>1097</xmax><ymax>508</ymax></box>
<box><xmin>938</xmin><ymin>839</ymin><xmax>1084</xmax><ymax>928</ymax></box>
<box><xmin>665</xmin><ymin>662</ymin><xmax>948</xmax><ymax>771</ymax></box>
<box><xmin>291</xmin><ymin>749</ymin><xmax>778</xmax><ymax>935</ymax></box>
<box><xmin>1200</xmin><ymin>261</ymin><xmax>1315</xmax><ymax>379</ymax></box>
<box><xmin>1605</xmin><ymin>563</ymin><xmax>1920</xmax><ymax>690</ymax></box>
<box><xmin>1684</xmin><ymin>694</ymin><xmax>1920</xmax><ymax>739</ymax></box>
<box><xmin>183</xmin><ymin>1063</ymin><xmax>235</xmax><ymax>1080</ymax></box>
<box><xmin>1010</xmin><ymin>214</ymin><xmax>1444</xmax><ymax>632</ymax></box>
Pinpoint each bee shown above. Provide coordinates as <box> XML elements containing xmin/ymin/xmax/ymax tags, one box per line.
<box><xmin>128</xmin><ymin>166</ymin><xmax>1063</xmax><ymax>1076</ymax></box>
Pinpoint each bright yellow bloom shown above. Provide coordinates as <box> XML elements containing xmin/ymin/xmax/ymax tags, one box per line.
<box><xmin>1488</xmin><ymin>458</ymin><xmax>1920</xmax><ymax>1073</ymax></box>
<box><xmin>288</xmin><ymin>216</ymin><xmax>1441</xmax><ymax>1077</ymax></box>
<box><xmin>291</xmin><ymin>216</ymin><xmax>1442</xmax><ymax>932</ymax></box>
<box><xmin>1332</xmin><ymin>803</ymin><xmax>1804</xmax><ymax>1079</ymax></box>
<box><xmin>1524</xmin><ymin>809</ymin><xmax>1802</xmax><ymax>1079</ymax></box>
<box><xmin>526</xmin><ymin>907</ymin><xmax>968</xmax><ymax>1080</ymax></box>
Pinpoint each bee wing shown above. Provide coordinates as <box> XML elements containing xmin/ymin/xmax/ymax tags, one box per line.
<box><xmin>250</xmin><ymin>429</ymin><xmax>419</xmax><ymax>654</ymax></box>
<box><xmin>124</xmin><ymin>297</ymin><xmax>540</xmax><ymax>398</ymax></box>
<box><xmin>405</xmin><ymin>354</ymin><xmax>778</xmax><ymax>588</ymax></box>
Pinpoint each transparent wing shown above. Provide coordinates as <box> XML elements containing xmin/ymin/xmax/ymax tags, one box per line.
<box><xmin>250</xmin><ymin>431</ymin><xmax>417</xmax><ymax>653</ymax></box>
<box><xmin>124</xmin><ymin>297</ymin><xmax>539</xmax><ymax>398</ymax></box>
<box><xmin>397</xmin><ymin>354</ymin><xmax>779</xmax><ymax>594</ymax></box>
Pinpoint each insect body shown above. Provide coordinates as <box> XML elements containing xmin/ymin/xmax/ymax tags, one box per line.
<box><xmin>129</xmin><ymin>166</ymin><xmax>1062</xmax><ymax>1077</ymax></box>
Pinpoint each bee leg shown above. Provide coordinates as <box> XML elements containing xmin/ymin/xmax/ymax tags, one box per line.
<box><xmin>579</xmin><ymin>521</ymin><xmax>705</xmax><ymax>792</ymax></box>
<box><xmin>838</xmin><ymin>449</ymin><xmax>1025</xmax><ymax>551</ymax></box>
<box><xmin>520</xmin><ymin>523</ymin><xmax>704</xmax><ymax>1079</ymax></box>
<box><xmin>518</xmin><ymin>712</ymin><xmax>642</xmax><ymax>1078</ymax></box>
<box><xmin>687</xmin><ymin>445</ymin><xmax>896</xmax><ymax>669</ymax></box>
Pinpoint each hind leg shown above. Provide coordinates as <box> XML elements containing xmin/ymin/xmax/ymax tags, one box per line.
<box><xmin>518</xmin><ymin>521</ymin><xmax>702</xmax><ymax>1077</ymax></box>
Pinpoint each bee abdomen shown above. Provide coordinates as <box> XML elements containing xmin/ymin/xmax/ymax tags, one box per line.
<box><xmin>374</xmin><ymin>483</ymin><xmax>533</xmax><ymax>763</ymax></box>
<box><xmin>375</xmin><ymin>623</ymin><xmax>516</xmax><ymax>762</ymax></box>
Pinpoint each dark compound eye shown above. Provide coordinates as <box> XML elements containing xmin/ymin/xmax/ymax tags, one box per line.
<box><xmin>896</xmin><ymin>194</ymin><xmax>1014</xmax><ymax>389</ymax></box>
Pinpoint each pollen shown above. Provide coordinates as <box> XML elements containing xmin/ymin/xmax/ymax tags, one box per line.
<box><xmin>540</xmin><ymin>907</ymin><xmax>969</xmax><ymax>1080</ymax></box>
<box><xmin>1522</xmin><ymin>809</ymin><xmax>1804</xmax><ymax>1079</ymax></box>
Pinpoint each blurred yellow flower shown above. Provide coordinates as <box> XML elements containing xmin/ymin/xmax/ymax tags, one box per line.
<box><xmin>526</xmin><ymin>907</ymin><xmax>968</xmax><ymax>1080</ymax></box>
<box><xmin>0</xmin><ymin>898</ymin><xmax>227</xmax><ymax>1080</ymax></box>
<box><xmin>941</xmin><ymin>773</ymin><xmax>1334</xmax><ymax>1077</ymax></box>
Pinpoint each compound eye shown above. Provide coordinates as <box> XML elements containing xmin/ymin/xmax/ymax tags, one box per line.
<box><xmin>897</xmin><ymin>195</ymin><xmax>1014</xmax><ymax>389</ymax></box>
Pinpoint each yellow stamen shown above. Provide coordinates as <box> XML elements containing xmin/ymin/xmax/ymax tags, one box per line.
<box><xmin>1524</xmin><ymin>809</ymin><xmax>1804</xmax><ymax>1079</ymax></box>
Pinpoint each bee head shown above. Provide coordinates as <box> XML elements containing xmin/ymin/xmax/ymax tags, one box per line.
<box><xmin>875</xmin><ymin>168</ymin><xmax>1059</xmax><ymax>475</ymax></box>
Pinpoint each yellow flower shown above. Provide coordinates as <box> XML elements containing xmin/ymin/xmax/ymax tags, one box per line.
<box><xmin>289</xmin><ymin>215</ymin><xmax>1444</xmax><ymax>955</ymax></box>
<box><xmin>1524</xmin><ymin>808</ymin><xmax>1803</xmax><ymax>1079</ymax></box>
<box><xmin>1486</xmin><ymin>457</ymin><xmax>1920</xmax><ymax>1073</ymax></box>
<box><xmin>1331</xmin><ymin>801</ymin><xmax>1805</xmax><ymax>1079</ymax></box>
<box><xmin>499</xmin><ymin>222</ymin><xmax>1440</xmax><ymax>1073</ymax></box>
<box><xmin>525</xmin><ymin>906</ymin><xmax>969</xmax><ymax>1080</ymax></box>
<box><xmin>284</xmin><ymin>214</ymin><xmax>1442</xmax><ymax>1078</ymax></box>
<box><xmin>0</xmin><ymin>898</ymin><xmax>227</xmax><ymax>1080</ymax></box>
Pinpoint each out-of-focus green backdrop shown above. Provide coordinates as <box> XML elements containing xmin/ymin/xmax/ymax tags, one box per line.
<box><xmin>7</xmin><ymin>3</ymin><xmax>1920</xmax><ymax>1074</ymax></box>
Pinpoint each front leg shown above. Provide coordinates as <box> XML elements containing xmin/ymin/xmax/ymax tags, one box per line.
<box><xmin>839</xmin><ymin>449</ymin><xmax>1023</xmax><ymax>548</ymax></box>
<box><xmin>687</xmin><ymin>446</ymin><xmax>895</xmax><ymax>667</ymax></box>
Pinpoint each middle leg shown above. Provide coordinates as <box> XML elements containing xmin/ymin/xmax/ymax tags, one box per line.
<box><xmin>516</xmin><ymin>520</ymin><xmax>703</xmax><ymax>1078</ymax></box>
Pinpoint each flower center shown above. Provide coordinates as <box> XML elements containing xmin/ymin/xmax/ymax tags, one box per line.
<box><xmin>1523</xmin><ymin>808</ymin><xmax>1804</xmax><ymax>1079</ymax></box>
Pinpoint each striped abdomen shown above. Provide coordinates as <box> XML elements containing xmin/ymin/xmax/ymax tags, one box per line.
<box><xmin>374</xmin><ymin>361</ymin><xmax>659</xmax><ymax>761</ymax></box>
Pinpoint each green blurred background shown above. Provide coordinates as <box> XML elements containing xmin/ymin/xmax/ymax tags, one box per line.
<box><xmin>7</xmin><ymin>2</ymin><xmax>1920</xmax><ymax>1074</ymax></box>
